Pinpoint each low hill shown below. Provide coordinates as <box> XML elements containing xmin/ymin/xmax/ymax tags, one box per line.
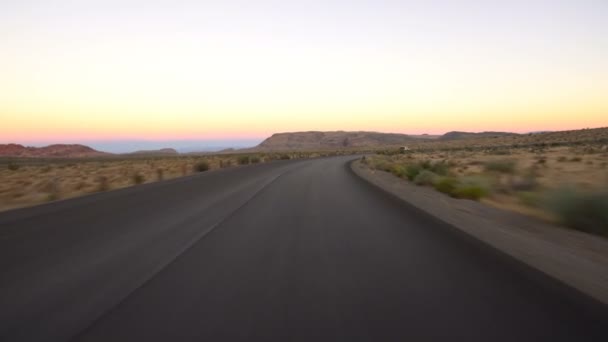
<box><xmin>440</xmin><ymin>131</ymin><xmax>519</xmax><ymax>140</ymax></box>
<box><xmin>126</xmin><ymin>148</ymin><xmax>179</xmax><ymax>156</ymax></box>
<box><xmin>0</xmin><ymin>144</ymin><xmax>111</xmax><ymax>158</ymax></box>
<box><xmin>255</xmin><ymin>131</ymin><xmax>415</xmax><ymax>150</ymax></box>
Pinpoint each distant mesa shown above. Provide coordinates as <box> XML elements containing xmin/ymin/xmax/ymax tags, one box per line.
<box><xmin>0</xmin><ymin>143</ymin><xmax>111</xmax><ymax>158</ymax></box>
<box><xmin>255</xmin><ymin>131</ymin><xmax>416</xmax><ymax>150</ymax></box>
<box><xmin>126</xmin><ymin>148</ymin><xmax>179</xmax><ymax>156</ymax></box>
<box><xmin>439</xmin><ymin>131</ymin><xmax>519</xmax><ymax>140</ymax></box>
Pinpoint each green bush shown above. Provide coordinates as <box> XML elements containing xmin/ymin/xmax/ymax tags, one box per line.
<box><xmin>390</xmin><ymin>164</ymin><xmax>407</xmax><ymax>178</ymax></box>
<box><xmin>453</xmin><ymin>185</ymin><xmax>487</xmax><ymax>200</ymax></box>
<box><xmin>237</xmin><ymin>156</ymin><xmax>250</xmax><ymax>165</ymax></box>
<box><xmin>434</xmin><ymin>177</ymin><xmax>458</xmax><ymax>195</ymax></box>
<box><xmin>544</xmin><ymin>187</ymin><xmax>608</xmax><ymax>236</ymax></box>
<box><xmin>7</xmin><ymin>163</ymin><xmax>19</xmax><ymax>171</ymax></box>
<box><xmin>413</xmin><ymin>170</ymin><xmax>438</xmax><ymax>186</ymax></box>
<box><xmin>405</xmin><ymin>164</ymin><xmax>422</xmax><ymax>181</ymax></box>
<box><xmin>251</xmin><ymin>156</ymin><xmax>261</xmax><ymax>164</ymax></box>
<box><xmin>280</xmin><ymin>154</ymin><xmax>291</xmax><ymax>160</ymax></box>
<box><xmin>194</xmin><ymin>161</ymin><xmax>210</xmax><ymax>172</ymax></box>
<box><xmin>484</xmin><ymin>160</ymin><xmax>516</xmax><ymax>173</ymax></box>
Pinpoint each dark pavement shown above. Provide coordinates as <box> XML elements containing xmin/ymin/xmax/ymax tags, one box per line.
<box><xmin>0</xmin><ymin>156</ymin><xmax>606</xmax><ymax>341</ymax></box>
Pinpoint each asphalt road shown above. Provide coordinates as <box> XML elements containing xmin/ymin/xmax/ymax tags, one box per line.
<box><xmin>0</xmin><ymin>156</ymin><xmax>606</xmax><ymax>341</ymax></box>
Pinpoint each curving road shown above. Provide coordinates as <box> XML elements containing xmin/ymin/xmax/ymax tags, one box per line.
<box><xmin>0</xmin><ymin>156</ymin><xmax>606</xmax><ymax>341</ymax></box>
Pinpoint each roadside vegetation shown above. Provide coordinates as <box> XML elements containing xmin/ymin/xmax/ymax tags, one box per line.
<box><xmin>363</xmin><ymin>143</ymin><xmax>608</xmax><ymax>236</ymax></box>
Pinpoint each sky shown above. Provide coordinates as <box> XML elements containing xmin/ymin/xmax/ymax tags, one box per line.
<box><xmin>1</xmin><ymin>0</ymin><xmax>607</xmax><ymax>152</ymax></box>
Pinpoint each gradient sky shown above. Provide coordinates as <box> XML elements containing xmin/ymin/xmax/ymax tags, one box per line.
<box><xmin>1</xmin><ymin>0</ymin><xmax>607</xmax><ymax>151</ymax></box>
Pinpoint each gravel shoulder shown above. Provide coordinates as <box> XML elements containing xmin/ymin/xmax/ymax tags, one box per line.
<box><xmin>351</xmin><ymin>159</ymin><xmax>608</xmax><ymax>305</ymax></box>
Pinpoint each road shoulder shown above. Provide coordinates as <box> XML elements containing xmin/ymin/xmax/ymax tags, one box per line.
<box><xmin>351</xmin><ymin>159</ymin><xmax>608</xmax><ymax>305</ymax></box>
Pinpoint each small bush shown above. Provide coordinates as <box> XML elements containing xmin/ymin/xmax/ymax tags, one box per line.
<box><xmin>237</xmin><ymin>156</ymin><xmax>250</xmax><ymax>165</ymax></box>
<box><xmin>132</xmin><ymin>173</ymin><xmax>145</xmax><ymax>185</ymax></box>
<box><xmin>434</xmin><ymin>177</ymin><xmax>458</xmax><ymax>195</ymax></box>
<box><xmin>484</xmin><ymin>160</ymin><xmax>516</xmax><ymax>173</ymax></box>
<box><xmin>390</xmin><ymin>164</ymin><xmax>407</xmax><ymax>178</ymax></box>
<box><xmin>453</xmin><ymin>185</ymin><xmax>486</xmax><ymax>200</ymax></box>
<box><xmin>251</xmin><ymin>156</ymin><xmax>261</xmax><ymax>164</ymax></box>
<box><xmin>97</xmin><ymin>176</ymin><xmax>109</xmax><ymax>192</ymax></box>
<box><xmin>544</xmin><ymin>187</ymin><xmax>608</xmax><ymax>236</ymax></box>
<box><xmin>570</xmin><ymin>157</ymin><xmax>582</xmax><ymax>162</ymax></box>
<box><xmin>517</xmin><ymin>191</ymin><xmax>542</xmax><ymax>207</ymax></box>
<box><xmin>413</xmin><ymin>170</ymin><xmax>438</xmax><ymax>186</ymax></box>
<box><xmin>194</xmin><ymin>161</ymin><xmax>210</xmax><ymax>172</ymax></box>
<box><xmin>219</xmin><ymin>159</ymin><xmax>232</xmax><ymax>168</ymax></box>
<box><xmin>7</xmin><ymin>163</ymin><xmax>19</xmax><ymax>171</ymax></box>
<box><xmin>405</xmin><ymin>164</ymin><xmax>422</xmax><ymax>181</ymax></box>
<box><xmin>280</xmin><ymin>154</ymin><xmax>291</xmax><ymax>160</ymax></box>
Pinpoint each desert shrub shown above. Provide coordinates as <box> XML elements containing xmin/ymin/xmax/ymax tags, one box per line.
<box><xmin>280</xmin><ymin>154</ymin><xmax>291</xmax><ymax>160</ymax></box>
<box><xmin>509</xmin><ymin>173</ymin><xmax>538</xmax><ymax>191</ymax></box>
<box><xmin>484</xmin><ymin>160</ymin><xmax>516</xmax><ymax>173</ymax></box>
<box><xmin>517</xmin><ymin>191</ymin><xmax>542</xmax><ymax>207</ymax></box>
<box><xmin>237</xmin><ymin>156</ymin><xmax>250</xmax><ymax>165</ymax></box>
<box><xmin>405</xmin><ymin>164</ymin><xmax>422</xmax><ymax>181</ymax></box>
<box><xmin>97</xmin><ymin>176</ymin><xmax>109</xmax><ymax>192</ymax></box>
<box><xmin>544</xmin><ymin>187</ymin><xmax>608</xmax><ymax>236</ymax></box>
<box><xmin>219</xmin><ymin>159</ymin><xmax>232</xmax><ymax>168</ymax></box>
<box><xmin>372</xmin><ymin>159</ymin><xmax>394</xmax><ymax>172</ymax></box>
<box><xmin>156</xmin><ymin>168</ymin><xmax>164</xmax><ymax>181</ymax></box>
<box><xmin>132</xmin><ymin>173</ymin><xmax>145</xmax><ymax>185</ymax></box>
<box><xmin>428</xmin><ymin>160</ymin><xmax>450</xmax><ymax>175</ymax></box>
<box><xmin>7</xmin><ymin>162</ymin><xmax>19</xmax><ymax>171</ymax></box>
<box><xmin>251</xmin><ymin>156</ymin><xmax>261</xmax><ymax>164</ymax></box>
<box><xmin>557</xmin><ymin>156</ymin><xmax>567</xmax><ymax>162</ymax></box>
<box><xmin>390</xmin><ymin>164</ymin><xmax>407</xmax><ymax>178</ymax></box>
<box><xmin>413</xmin><ymin>170</ymin><xmax>438</xmax><ymax>186</ymax></box>
<box><xmin>453</xmin><ymin>185</ymin><xmax>486</xmax><ymax>200</ymax></box>
<box><xmin>194</xmin><ymin>161</ymin><xmax>210</xmax><ymax>172</ymax></box>
<box><xmin>453</xmin><ymin>176</ymin><xmax>490</xmax><ymax>200</ymax></box>
<box><xmin>570</xmin><ymin>157</ymin><xmax>582</xmax><ymax>162</ymax></box>
<box><xmin>434</xmin><ymin>177</ymin><xmax>458</xmax><ymax>195</ymax></box>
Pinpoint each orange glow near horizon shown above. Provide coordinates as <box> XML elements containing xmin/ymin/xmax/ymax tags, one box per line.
<box><xmin>1</xmin><ymin>1</ymin><xmax>607</xmax><ymax>144</ymax></box>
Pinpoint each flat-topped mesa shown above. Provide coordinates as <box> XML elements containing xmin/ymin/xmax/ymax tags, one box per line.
<box><xmin>256</xmin><ymin>131</ymin><xmax>415</xmax><ymax>150</ymax></box>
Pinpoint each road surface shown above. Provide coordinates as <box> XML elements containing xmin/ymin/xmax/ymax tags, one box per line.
<box><xmin>0</xmin><ymin>156</ymin><xmax>606</xmax><ymax>341</ymax></box>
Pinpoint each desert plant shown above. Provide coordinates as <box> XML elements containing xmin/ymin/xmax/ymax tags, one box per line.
<box><xmin>156</xmin><ymin>168</ymin><xmax>164</xmax><ymax>181</ymax></box>
<box><xmin>413</xmin><ymin>170</ymin><xmax>438</xmax><ymax>186</ymax></box>
<box><xmin>237</xmin><ymin>155</ymin><xmax>250</xmax><ymax>165</ymax></box>
<box><xmin>251</xmin><ymin>156</ymin><xmax>261</xmax><ymax>164</ymax></box>
<box><xmin>194</xmin><ymin>161</ymin><xmax>210</xmax><ymax>172</ymax></box>
<box><xmin>434</xmin><ymin>177</ymin><xmax>458</xmax><ymax>195</ymax></box>
<box><xmin>7</xmin><ymin>162</ymin><xmax>19</xmax><ymax>171</ymax></box>
<box><xmin>390</xmin><ymin>164</ymin><xmax>407</xmax><ymax>178</ymax></box>
<box><xmin>132</xmin><ymin>173</ymin><xmax>145</xmax><ymax>185</ymax></box>
<box><xmin>484</xmin><ymin>160</ymin><xmax>516</xmax><ymax>173</ymax></box>
<box><xmin>405</xmin><ymin>164</ymin><xmax>422</xmax><ymax>181</ymax></box>
<box><xmin>544</xmin><ymin>187</ymin><xmax>608</xmax><ymax>236</ymax></box>
<box><xmin>97</xmin><ymin>176</ymin><xmax>109</xmax><ymax>192</ymax></box>
<box><xmin>280</xmin><ymin>154</ymin><xmax>291</xmax><ymax>160</ymax></box>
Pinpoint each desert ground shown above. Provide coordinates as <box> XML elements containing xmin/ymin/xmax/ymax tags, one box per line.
<box><xmin>0</xmin><ymin>151</ymin><xmax>343</xmax><ymax>212</ymax></box>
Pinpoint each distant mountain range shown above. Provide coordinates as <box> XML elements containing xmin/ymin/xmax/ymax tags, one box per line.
<box><xmin>4</xmin><ymin>128</ymin><xmax>602</xmax><ymax>157</ymax></box>
<box><xmin>439</xmin><ymin>131</ymin><xmax>519</xmax><ymax>140</ymax></box>
<box><xmin>0</xmin><ymin>144</ymin><xmax>110</xmax><ymax>158</ymax></box>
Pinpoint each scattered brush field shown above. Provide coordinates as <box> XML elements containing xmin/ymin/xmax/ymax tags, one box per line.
<box><xmin>364</xmin><ymin>142</ymin><xmax>608</xmax><ymax>237</ymax></box>
<box><xmin>0</xmin><ymin>151</ymin><xmax>348</xmax><ymax>212</ymax></box>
